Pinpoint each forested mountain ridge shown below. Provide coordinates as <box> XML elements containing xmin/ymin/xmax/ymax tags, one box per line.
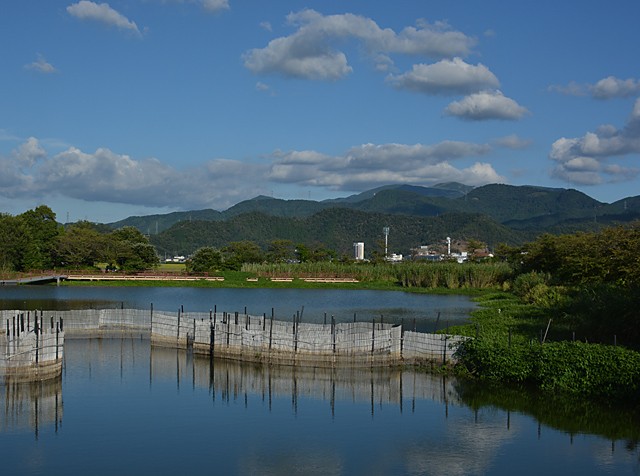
<box><xmin>150</xmin><ymin>208</ymin><xmax>528</xmax><ymax>258</ymax></box>
<box><xmin>106</xmin><ymin>182</ymin><xmax>640</xmax><ymax>256</ymax></box>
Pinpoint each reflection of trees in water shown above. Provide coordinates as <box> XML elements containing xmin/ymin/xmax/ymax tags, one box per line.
<box><xmin>0</xmin><ymin>377</ymin><xmax>63</xmax><ymax>437</ymax></box>
<box><xmin>455</xmin><ymin>380</ymin><xmax>640</xmax><ymax>445</ymax></box>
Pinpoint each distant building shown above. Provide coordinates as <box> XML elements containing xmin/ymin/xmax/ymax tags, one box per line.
<box><xmin>386</xmin><ymin>253</ymin><xmax>403</xmax><ymax>262</ymax></box>
<box><xmin>353</xmin><ymin>242</ymin><xmax>365</xmax><ymax>260</ymax></box>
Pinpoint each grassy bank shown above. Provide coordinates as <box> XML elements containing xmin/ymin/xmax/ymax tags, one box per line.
<box><xmin>451</xmin><ymin>292</ymin><xmax>640</xmax><ymax>401</ymax></box>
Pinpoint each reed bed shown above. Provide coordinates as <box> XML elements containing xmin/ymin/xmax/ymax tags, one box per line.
<box><xmin>242</xmin><ymin>262</ymin><xmax>513</xmax><ymax>289</ymax></box>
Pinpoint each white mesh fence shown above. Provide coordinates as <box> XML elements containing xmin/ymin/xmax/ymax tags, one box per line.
<box><xmin>1</xmin><ymin>308</ymin><xmax>467</xmax><ymax>367</ymax></box>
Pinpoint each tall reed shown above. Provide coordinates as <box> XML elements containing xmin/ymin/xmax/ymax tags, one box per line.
<box><xmin>243</xmin><ymin>261</ymin><xmax>513</xmax><ymax>289</ymax></box>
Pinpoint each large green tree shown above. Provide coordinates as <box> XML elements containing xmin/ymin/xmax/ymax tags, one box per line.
<box><xmin>186</xmin><ymin>247</ymin><xmax>223</xmax><ymax>273</ymax></box>
<box><xmin>107</xmin><ymin>226</ymin><xmax>159</xmax><ymax>271</ymax></box>
<box><xmin>0</xmin><ymin>213</ymin><xmax>29</xmax><ymax>272</ymax></box>
<box><xmin>54</xmin><ymin>221</ymin><xmax>106</xmax><ymax>268</ymax></box>
<box><xmin>222</xmin><ymin>240</ymin><xmax>264</xmax><ymax>270</ymax></box>
<box><xmin>18</xmin><ymin>205</ymin><xmax>60</xmax><ymax>270</ymax></box>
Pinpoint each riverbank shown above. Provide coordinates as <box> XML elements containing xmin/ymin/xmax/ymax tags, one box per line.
<box><xmin>450</xmin><ymin>292</ymin><xmax>640</xmax><ymax>402</ymax></box>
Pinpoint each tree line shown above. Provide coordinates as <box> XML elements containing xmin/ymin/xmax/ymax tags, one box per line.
<box><xmin>0</xmin><ymin>206</ymin><xmax>158</xmax><ymax>273</ymax></box>
<box><xmin>496</xmin><ymin>222</ymin><xmax>640</xmax><ymax>345</ymax></box>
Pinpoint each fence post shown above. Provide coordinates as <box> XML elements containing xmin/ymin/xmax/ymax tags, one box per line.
<box><xmin>210</xmin><ymin>321</ymin><xmax>215</xmax><ymax>357</ymax></box>
<box><xmin>371</xmin><ymin>318</ymin><xmax>375</xmax><ymax>354</ymax></box>
<box><xmin>269</xmin><ymin>310</ymin><xmax>274</xmax><ymax>350</ymax></box>
<box><xmin>443</xmin><ymin>334</ymin><xmax>448</xmax><ymax>365</ymax></box>
<box><xmin>331</xmin><ymin>316</ymin><xmax>336</xmax><ymax>354</ymax></box>
<box><xmin>400</xmin><ymin>318</ymin><xmax>404</xmax><ymax>359</ymax></box>
<box><xmin>294</xmin><ymin>313</ymin><xmax>298</xmax><ymax>353</ymax></box>
<box><xmin>34</xmin><ymin>320</ymin><xmax>39</xmax><ymax>364</ymax></box>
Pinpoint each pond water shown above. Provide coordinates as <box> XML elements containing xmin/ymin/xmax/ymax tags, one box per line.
<box><xmin>0</xmin><ymin>285</ymin><xmax>476</xmax><ymax>332</ymax></box>
<box><xmin>1</xmin><ymin>287</ymin><xmax>639</xmax><ymax>475</ymax></box>
<box><xmin>2</xmin><ymin>338</ymin><xmax>639</xmax><ymax>476</ymax></box>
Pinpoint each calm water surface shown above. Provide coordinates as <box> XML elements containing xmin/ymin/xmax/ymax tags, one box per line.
<box><xmin>0</xmin><ymin>285</ymin><xmax>476</xmax><ymax>332</ymax></box>
<box><xmin>1</xmin><ymin>287</ymin><xmax>639</xmax><ymax>475</ymax></box>
<box><xmin>2</xmin><ymin>338</ymin><xmax>639</xmax><ymax>476</ymax></box>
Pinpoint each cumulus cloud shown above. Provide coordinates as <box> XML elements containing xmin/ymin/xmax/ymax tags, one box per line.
<box><xmin>445</xmin><ymin>90</ymin><xmax>529</xmax><ymax>120</ymax></box>
<box><xmin>201</xmin><ymin>0</ymin><xmax>229</xmax><ymax>12</ymax></box>
<box><xmin>268</xmin><ymin>141</ymin><xmax>503</xmax><ymax>191</ymax></box>
<box><xmin>151</xmin><ymin>0</ymin><xmax>229</xmax><ymax>13</ymax></box>
<box><xmin>388</xmin><ymin>58</ymin><xmax>499</xmax><ymax>95</ymax></box>
<box><xmin>0</xmin><ymin>137</ymin><xmax>504</xmax><ymax>212</ymax></box>
<box><xmin>67</xmin><ymin>1</ymin><xmax>142</xmax><ymax>36</ymax></box>
<box><xmin>243</xmin><ymin>10</ymin><xmax>475</xmax><ymax>80</ymax></box>
<box><xmin>24</xmin><ymin>54</ymin><xmax>57</xmax><ymax>74</ymax></box>
<box><xmin>0</xmin><ymin>139</ymin><xmax>268</xmax><ymax>210</ymax></box>
<box><xmin>14</xmin><ymin>137</ymin><xmax>47</xmax><ymax>167</ymax></box>
<box><xmin>493</xmin><ymin>134</ymin><xmax>532</xmax><ymax>149</ymax></box>
<box><xmin>549</xmin><ymin>75</ymin><xmax>640</xmax><ymax>100</ymax></box>
<box><xmin>549</xmin><ymin>98</ymin><xmax>640</xmax><ymax>184</ymax></box>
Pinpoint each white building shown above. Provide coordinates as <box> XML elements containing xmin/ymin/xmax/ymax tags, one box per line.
<box><xmin>353</xmin><ymin>242</ymin><xmax>365</xmax><ymax>260</ymax></box>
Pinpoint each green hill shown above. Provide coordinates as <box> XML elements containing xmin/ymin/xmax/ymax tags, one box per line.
<box><xmin>150</xmin><ymin>208</ymin><xmax>525</xmax><ymax>257</ymax></box>
<box><xmin>107</xmin><ymin>183</ymin><xmax>640</xmax><ymax>255</ymax></box>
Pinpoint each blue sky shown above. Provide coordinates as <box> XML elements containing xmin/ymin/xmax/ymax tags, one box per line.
<box><xmin>2</xmin><ymin>1</ymin><xmax>640</xmax><ymax>223</ymax></box>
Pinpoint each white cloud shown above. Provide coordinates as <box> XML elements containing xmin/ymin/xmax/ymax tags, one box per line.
<box><xmin>493</xmin><ymin>134</ymin><xmax>532</xmax><ymax>150</ymax></box>
<box><xmin>0</xmin><ymin>137</ymin><xmax>503</xmax><ymax>213</ymax></box>
<box><xmin>549</xmin><ymin>75</ymin><xmax>640</xmax><ymax>100</ymax></box>
<box><xmin>152</xmin><ymin>0</ymin><xmax>229</xmax><ymax>13</ymax></box>
<box><xmin>0</xmin><ymin>139</ymin><xmax>268</xmax><ymax>210</ymax></box>
<box><xmin>388</xmin><ymin>58</ymin><xmax>499</xmax><ymax>95</ymax></box>
<box><xmin>243</xmin><ymin>10</ymin><xmax>475</xmax><ymax>80</ymax></box>
<box><xmin>549</xmin><ymin>98</ymin><xmax>640</xmax><ymax>184</ymax></box>
<box><xmin>201</xmin><ymin>0</ymin><xmax>229</xmax><ymax>13</ymax></box>
<box><xmin>592</xmin><ymin>76</ymin><xmax>640</xmax><ymax>99</ymax></box>
<box><xmin>268</xmin><ymin>141</ymin><xmax>502</xmax><ymax>191</ymax></box>
<box><xmin>445</xmin><ymin>90</ymin><xmax>529</xmax><ymax>121</ymax></box>
<box><xmin>67</xmin><ymin>1</ymin><xmax>142</xmax><ymax>36</ymax></box>
<box><xmin>24</xmin><ymin>54</ymin><xmax>57</xmax><ymax>74</ymax></box>
<box><xmin>15</xmin><ymin>137</ymin><xmax>46</xmax><ymax>167</ymax></box>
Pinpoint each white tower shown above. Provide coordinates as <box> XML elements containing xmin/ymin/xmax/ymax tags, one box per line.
<box><xmin>353</xmin><ymin>242</ymin><xmax>365</xmax><ymax>260</ymax></box>
<box><xmin>446</xmin><ymin>237</ymin><xmax>451</xmax><ymax>255</ymax></box>
<box><xmin>383</xmin><ymin>226</ymin><xmax>389</xmax><ymax>259</ymax></box>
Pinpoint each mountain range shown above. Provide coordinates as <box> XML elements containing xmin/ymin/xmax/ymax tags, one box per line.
<box><xmin>106</xmin><ymin>183</ymin><xmax>640</xmax><ymax>257</ymax></box>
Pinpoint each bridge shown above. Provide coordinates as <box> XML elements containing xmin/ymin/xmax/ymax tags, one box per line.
<box><xmin>0</xmin><ymin>275</ymin><xmax>68</xmax><ymax>286</ymax></box>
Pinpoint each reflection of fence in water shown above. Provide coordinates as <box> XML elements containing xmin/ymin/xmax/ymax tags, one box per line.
<box><xmin>0</xmin><ymin>376</ymin><xmax>63</xmax><ymax>435</ymax></box>
<box><xmin>149</xmin><ymin>345</ymin><xmax>462</xmax><ymax>410</ymax></box>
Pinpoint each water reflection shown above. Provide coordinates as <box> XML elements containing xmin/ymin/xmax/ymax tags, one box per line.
<box><xmin>2</xmin><ymin>338</ymin><xmax>639</xmax><ymax>475</ymax></box>
<box><xmin>150</xmin><ymin>344</ymin><xmax>461</xmax><ymax>417</ymax></box>
<box><xmin>0</xmin><ymin>376</ymin><xmax>63</xmax><ymax>438</ymax></box>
